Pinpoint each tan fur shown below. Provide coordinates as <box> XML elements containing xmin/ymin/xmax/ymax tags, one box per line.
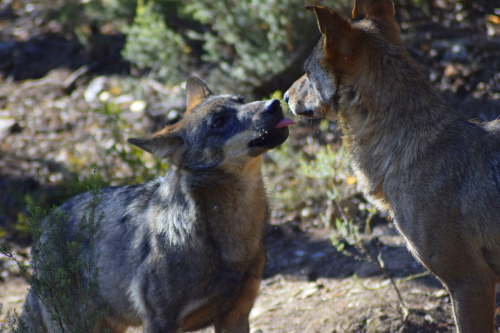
<box><xmin>186</xmin><ymin>76</ymin><xmax>213</xmax><ymax>114</ymax></box>
<box><xmin>286</xmin><ymin>2</ymin><xmax>500</xmax><ymax>332</ymax></box>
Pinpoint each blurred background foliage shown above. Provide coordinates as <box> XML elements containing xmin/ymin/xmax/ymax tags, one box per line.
<box><xmin>1</xmin><ymin>0</ymin><xmax>498</xmax><ymax>238</ymax></box>
<box><xmin>40</xmin><ymin>0</ymin><xmax>492</xmax><ymax>97</ymax></box>
<box><xmin>122</xmin><ymin>0</ymin><xmax>324</xmax><ymax>97</ymax></box>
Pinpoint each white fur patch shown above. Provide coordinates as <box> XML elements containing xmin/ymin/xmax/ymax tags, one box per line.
<box><xmin>128</xmin><ymin>279</ymin><xmax>147</xmax><ymax>316</ymax></box>
<box><xmin>178</xmin><ymin>297</ymin><xmax>210</xmax><ymax>321</ymax></box>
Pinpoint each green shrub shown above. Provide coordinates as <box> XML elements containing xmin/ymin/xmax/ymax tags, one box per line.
<box><xmin>122</xmin><ymin>0</ymin><xmax>193</xmax><ymax>81</ymax></box>
<box><xmin>46</xmin><ymin>0</ymin><xmax>136</xmax><ymax>38</ymax></box>
<box><xmin>184</xmin><ymin>0</ymin><xmax>319</xmax><ymax>94</ymax></box>
<box><xmin>0</xmin><ymin>169</ymin><xmax>106</xmax><ymax>333</ymax></box>
<box><xmin>122</xmin><ymin>0</ymin><xmax>350</xmax><ymax>96</ymax></box>
<box><xmin>264</xmin><ymin>117</ymin><xmax>364</xmax><ymax>228</ymax></box>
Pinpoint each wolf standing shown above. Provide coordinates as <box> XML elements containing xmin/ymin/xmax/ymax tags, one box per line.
<box><xmin>22</xmin><ymin>77</ymin><xmax>294</xmax><ymax>333</ymax></box>
<box><xmin>285</xmin><ymin>1</ymin><xmax>500</xmax><ymax>332</ymax></box>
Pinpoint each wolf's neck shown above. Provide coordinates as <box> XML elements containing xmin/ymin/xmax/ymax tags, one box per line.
<box><xmin>337</xmin><ymin>55</ymin><xmax>458</xmax><ymax>210</ymax></box>
<box><xmin>342</xmin><ymin>98</ymin><xmax>455</xmax><ymax>168</ymax></box>
<box><xmin>340</xmin><ymin>44</ymin><xmax>458</xmax><ymax>175</ymax></box>
<box><xmin>159</xmin><ymin>161</ymin><xmax>267</xmax><ymax>263</ymax></box>
<box><xmin>191</xmin><ymin>159</ymin><xmax>267</xmax><ymax>264</ymax></box>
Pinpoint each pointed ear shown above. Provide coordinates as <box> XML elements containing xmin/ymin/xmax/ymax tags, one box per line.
<box><xmin>185</xmin><ymin>76</ymin><xmax>213</xmax><ymax>114</ymax></box>
<box><xmin>352</xmin><ymin>0</ymin><xmax>399</xmax><ymax>40</ymax></box>
<box><xmin>128</xmin><ymin>128</ymin><xmax>184</xmax><ymax>159</ymax></box>
<box><xmin>305</xmin><ymin>5</ymin><xmax>356</xmax><ymax>61</ymax></box>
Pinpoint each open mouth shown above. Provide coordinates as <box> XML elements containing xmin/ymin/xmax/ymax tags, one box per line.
<box><xmin>249</xmin><ymin>116</ymin><xmax>296</xmax><ymax>149</ymax></box>
<box><xmin>296</xmin><ymin>109</ymin><xmax>321</xmax><ymax>119</ymax></box>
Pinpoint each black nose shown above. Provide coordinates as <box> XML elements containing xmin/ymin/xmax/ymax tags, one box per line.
<box><xmin>265</xmin><ymin>99</ymin><xmax>281</xmax><ymax>114</ymax></box>
<box><xmin>283</xmin><ymin>91</ymin><xmax>289</xmax><ymax>103</ymax></box>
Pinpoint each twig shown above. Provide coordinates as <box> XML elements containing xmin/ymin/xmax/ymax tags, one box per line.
<box><xmin>335</xmin><ymin>200</ymin><xmax>409</xmax><ymax>321</ymax></box>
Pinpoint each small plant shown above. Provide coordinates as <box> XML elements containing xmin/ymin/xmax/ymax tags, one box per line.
<box><xmin>331</xmin><ymin>203</ymin><xmax>410</xmax><ymax>321</ymax></box>
<box><xmin>265</xmin><ymin>120</ymin><xmax>410</xmax><ymax>320</ymax></box>
<box><xmin>0</xmin><ymin>168</ymin><xmax>106</xmax><ymax>332</ymax></box>
<box><xmin>121</xmin><ymin>0</ymin><xmax>338</xmax><ymax>96</ymax></box>
<box><xmin>1</xmin><ymin>308</ymin><xmax>28</xmax><ymax>333</ymax></box>
<box><xmin>265</xmin><ymin>121</ymin><xmax>359</xmax><ymax>227</ymax></box>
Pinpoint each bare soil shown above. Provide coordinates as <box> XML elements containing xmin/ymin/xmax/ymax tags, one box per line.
<box><xmin>1</xmin><ymin>225</ymin><xmax>457</xmax><ymax>333</ymax></box>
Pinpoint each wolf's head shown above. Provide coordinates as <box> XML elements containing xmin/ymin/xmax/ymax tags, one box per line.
<box><xmin>128</xmin><ymin>77</ymin><xmax>294</xmax><ymax>172</ymax></box>
<box><xmin>284</xmin><ymin>0</ymin><xmax>400</xmax><ymax>120</ymax></box>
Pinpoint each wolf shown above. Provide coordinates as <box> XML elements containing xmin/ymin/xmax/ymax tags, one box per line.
<box><xmin>21</xmin><ymin>76</ymin><xmax>295</xmax><ymax>333</ymax></box>
<box><xmin>284</xmin><ymin>1</ymin><xmax>500</xmax><ymax>332</ymax></box>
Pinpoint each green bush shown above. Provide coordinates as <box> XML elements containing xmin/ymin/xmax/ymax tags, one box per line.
<box><xmin>264</xmin><ymin>116</ymin><xmax>365</xmax><ymax>228</ymax></box>
<box><xmin>184</xmin><ymin>0</ymin><xmax>320</xmax><ymax>94</ymax></box>
<box><xmin>0</xmin><ymin>170</ymin><xmax>106</xmax><ymax>333</ymax></box>
<box><xmin>122</xmin><ymin>0</ymin><xmax>193</xmax><ymax>82</ymax></box>
<box><xmin>121</xmin><ymin>0</ymin><xmax>345</xmax><ymax>96</ymax></box>
<box><xmin>47</xmin><ymin>0</ymin><xmax>136</xmax><ymax>37</ymax></box>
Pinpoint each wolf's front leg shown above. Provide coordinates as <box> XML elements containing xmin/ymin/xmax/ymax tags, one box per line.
<box><xmin>215</xmin><ymin>251</ymin><xmax>265</xmax><ymax>333</ymax></box>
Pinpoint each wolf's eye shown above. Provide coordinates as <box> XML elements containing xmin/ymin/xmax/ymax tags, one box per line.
<box><xmin>212</xmin><ymin>117</ymin><xmax>225</xmax><ymax>129</ymax></box>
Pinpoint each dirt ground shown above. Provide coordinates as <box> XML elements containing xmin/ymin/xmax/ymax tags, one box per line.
<box><xmin>2</xmin><ymin>0</ymin><xmax>500</xmax><ymax>332</ymax></box>
<box><xmin>1</xmin><ymin>224</ymin><xmax>457</xmax><ymax>333</ymax></box>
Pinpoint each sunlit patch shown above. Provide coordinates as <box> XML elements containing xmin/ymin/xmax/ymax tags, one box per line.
<box><xmin>346</xmin><ymin>176</ymin><xmax>357</xmax><ymax>185</ymax></box>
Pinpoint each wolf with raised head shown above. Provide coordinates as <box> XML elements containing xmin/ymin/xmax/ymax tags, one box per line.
<box><xmin>22</xmin><ymin>76</ymin><xmax>294</xmax><ymax>333</ymax></box>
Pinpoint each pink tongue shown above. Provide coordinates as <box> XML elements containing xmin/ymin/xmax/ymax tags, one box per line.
<box><xmin>275</xmin><ymin>118</ymin><xmax>296</xmax><ymax>129</ymax></box>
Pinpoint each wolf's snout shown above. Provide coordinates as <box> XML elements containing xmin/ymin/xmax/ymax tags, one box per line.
<box><xmin>265</xmin><ymin>99</ymin><xmax>281</xmax><ymax>114</ymax></box>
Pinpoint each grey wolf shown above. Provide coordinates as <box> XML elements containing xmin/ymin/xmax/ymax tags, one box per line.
<box><xmin>22</xmin><ymin>76</ymin><xmax>295</xmax><ymax>333</ymax></box>
<box><xmin>284</xmin><ymin>1</ymin><xmax>500</xmax><ymax>332</ymax></box>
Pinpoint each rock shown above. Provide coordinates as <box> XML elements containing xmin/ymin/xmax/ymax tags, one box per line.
<box><xmin>130</xmin><ymin>100</ymin><xmax>146</xmax><ymax>113</ymax></box>
<box><xmin>84</xmin><ymin>76</ymin><xmax>107</xmax><ymax>105</ymax></box>
<box><xmin>0</xmin><ymin>117</ymin><xmax>16</xmax><ymax>139</ymax></box>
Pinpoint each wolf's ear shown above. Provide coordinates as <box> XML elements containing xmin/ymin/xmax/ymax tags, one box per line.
<box><xmin>185</xmin><ymin>76</ymin><xmax>213</xmax><ymax>114</ymax></box>
<box><xmin>305</xmin><ymin>5</ymin><xmax>356</xmax><ymax>62</ymax></box>
<box><xmin>352</xmin><ymin>0</ymin><xmax>399</xmax><ymax>40</ymax></box>
<box><xmin>128</xmin><ymin>129</ymin><xmax>184</xmax><ymax>159</ymax></box>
